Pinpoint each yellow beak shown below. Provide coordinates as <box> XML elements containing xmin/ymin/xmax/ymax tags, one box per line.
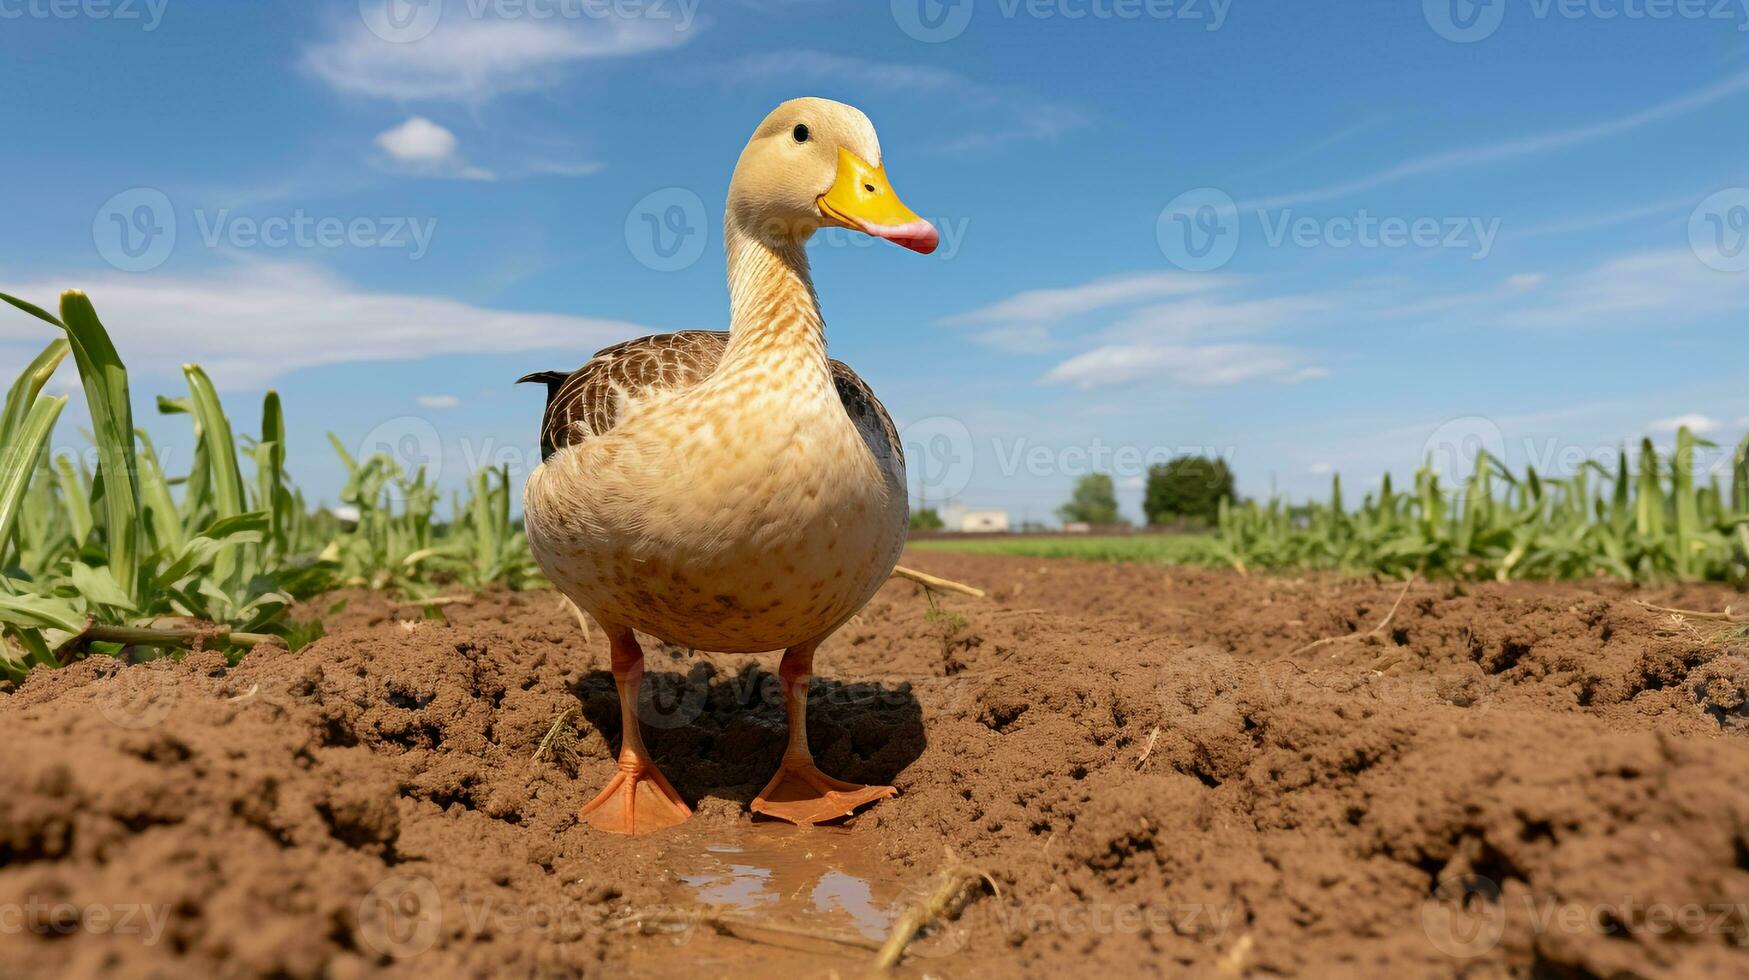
<box><xmin>817</xmin><ymin>148</ymin><xmax>939</xmax><ymax>255</ymax></box>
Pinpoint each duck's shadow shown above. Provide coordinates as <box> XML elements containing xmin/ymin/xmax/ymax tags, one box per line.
<box><xmin>571</xmin><ymin>654</ymin><xmax>926</xmax><ymax>806</ymax></box>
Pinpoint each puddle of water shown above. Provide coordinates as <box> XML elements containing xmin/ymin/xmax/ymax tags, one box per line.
<box><xmin>666</xmin><ymin>821</ymin><xmax>906</xmax><ymax>943</ymax></box>
<box><xmin>629</xmin><ymin>822</ymin><xmax>930</xmax><ymax>973</ymax></box>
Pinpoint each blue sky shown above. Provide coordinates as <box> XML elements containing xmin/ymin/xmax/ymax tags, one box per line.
<box><xmin>3</xmin><ymin>0</ymin><xmax>1747</xmax><ymax>523</ymax></box>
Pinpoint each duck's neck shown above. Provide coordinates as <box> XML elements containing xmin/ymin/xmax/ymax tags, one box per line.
<box><xmin>722</xmin><ymin>223</ymin><xmax>828</xmax><ymax>380</ymax></box>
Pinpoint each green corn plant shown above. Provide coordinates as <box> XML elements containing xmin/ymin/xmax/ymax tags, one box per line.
<box><xmin>1216</xmin><ymin>425</ymin><xmax>1746</xmax><ymax>584</ymax></box>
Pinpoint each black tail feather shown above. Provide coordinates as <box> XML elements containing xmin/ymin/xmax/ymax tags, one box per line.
<box><xmin>518</xmin><ymin>371</ymin><xmax>572</xmax><ymax>463</ymax></box>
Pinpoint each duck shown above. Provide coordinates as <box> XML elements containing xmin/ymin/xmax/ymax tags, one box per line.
<box><xmin>520</xmin><ymin>98</ymin><xmax>938</xmax><ymax>835</ymax></box>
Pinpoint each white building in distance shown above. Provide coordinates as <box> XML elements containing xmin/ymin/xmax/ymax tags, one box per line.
<box><xmin>942</xmin><ymin>503</ymin><xmax>1010</xmax><ymax>533</ymax></box>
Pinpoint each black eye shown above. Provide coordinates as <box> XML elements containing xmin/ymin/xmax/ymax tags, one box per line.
<box><xmin>793</xmin><ymin>124</ymin><xmax>810</xmax><ymax>143</ymax></box>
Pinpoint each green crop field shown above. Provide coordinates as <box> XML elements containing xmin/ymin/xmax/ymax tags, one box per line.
<box><xmin>5</xmin><ymin>288</ymin><xmax>1746</xmax><ymax>687</ymax></box>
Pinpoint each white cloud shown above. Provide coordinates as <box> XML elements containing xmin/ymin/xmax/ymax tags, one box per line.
<box><xmin>1649</xmin><ymin>414</ymin><xmax>1723</xmax><ymax>435</ymax></box>
<box><xmin>945</xmin><ymin>271</ymin><xmax>1226</xmax><ymax>326</ymax></box>
<box><xmin>416</xmin><ymin>394</ymin><xmax>462</xmax><ymax>409</ymax></box>
<box><xmin>1504</xmin><ymin>273</ymin><xmax>1545</xmax><ymax>292</ymax></box>
<box><xmin>0</xmin><ymin>260</ymin><xmax>654</xmax><ymax>389</ymax></box>
<box><xmin>1041</xmin><ymin>343</ymin><xmax>1320</xmax><ymax>390</ymax></box>
<box><xmin>1242</xmin><ymin>69</ymin><xmax>1749</xmax><ymax>210</ymax></box>
<box><xmin>377</xmin><ymin>116</ymin><xmax>456</xmax><ymax>162</ymax></box>
<box><xmin>304</xmin><ymin>14</ymin><xmax>692</xmax><ymax>102</ymax></box>
<box><xmin>374</xmin><ymin>117</ymin><xmax>495</xmax><ymax>180</ymax></box>
<box><xmin>1309</xmin><ymin>462</ymin><xmax>1335</xmax><ymax>475</ymax></box>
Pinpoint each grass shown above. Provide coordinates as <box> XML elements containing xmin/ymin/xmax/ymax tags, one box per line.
<box><xmin>909</xmin><ymin>533</ymin><xmax>1221</xmax><ymax>565</ymax></box>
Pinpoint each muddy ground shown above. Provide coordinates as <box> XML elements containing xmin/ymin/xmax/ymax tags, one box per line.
<box><xmin>4</xmin><ymin>552</ymin><xmax>1749</xmax><ymax>978</ymax></box>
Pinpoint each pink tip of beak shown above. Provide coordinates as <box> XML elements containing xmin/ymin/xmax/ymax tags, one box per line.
<box><xmin>861</xmin><ymin>219</ymin><xmax>939</xmax><ymax>255</ymax></box>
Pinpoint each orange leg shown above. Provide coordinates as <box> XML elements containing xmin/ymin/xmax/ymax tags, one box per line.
<box><xmin>751</xmin><ymin>641</ymin><xmax>896</xmax><ymax>825</ymax></box>
<box><xmin>579</xmin><ymin>627</ymin><xmax>692</xmax><ymax>835</ymax></box>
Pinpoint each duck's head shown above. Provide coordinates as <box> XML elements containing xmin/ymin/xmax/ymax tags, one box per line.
<box><xmin>728</xmin><ymin>97</ymin><xmax>938</xmax><ymax>256</ymax></box>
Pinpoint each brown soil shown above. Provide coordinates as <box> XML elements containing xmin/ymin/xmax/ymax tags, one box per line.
<box><xmin>4</xmin><ymin>553</ymin><xmax>1749</xmax><ymax>978</ymax></box>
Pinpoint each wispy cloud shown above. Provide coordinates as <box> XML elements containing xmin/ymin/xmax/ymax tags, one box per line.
<box><xmin>1502</xmin><ymin>192</ymin><xmax>1698</xmax><ymax>241</ymax></box>
<box><xmin>0</xmin><ymin>260</ymin><xmax>655</xmax><ymax>389</ymax></box>
<box><xmin>944</xmin><ymin>271</ymin><xmax>1226</xmax><ymax>325</ymax></box>
<box><xmin>1042</xmin><ymin>343</ymin><xmax>1322</xmax><ymax>389</ymax></box>
<box><xmin>416</xmin><ymin>393</ymin><xmax>462</xmax><ymax>409</ymax></box>
<box><xmin>304</xmin><ymin>12</ymin><xmax>693</xmax><ymax>102</ymax></box>
<box><xmin>1219</xmin><ymin>115</ymin><xmax>1390</xmax><ymax>184</ymax></box>
<box><xmin>711</xmin><ymin>50</ymin><xmax>1090</xmax><ymax>152</ymax></box>
<box><xmin>1241</xmin><ymin>70</ymin><xmax>1749</xmax><ymax>210</ymax></box>
<box><xmin>952</xmin><ymin>271</ymin><xmax>1329</xmax><ymax>389</ymax></box>
<box><xmin>1499</xmin><ymin>248</ymin><xmax>1749</xmax><ymax>328</ymax></box>
<box><xmin>1648</xmin><ymin>413</ymin><xmax>1723</xmax><ymax>435</ymax></box>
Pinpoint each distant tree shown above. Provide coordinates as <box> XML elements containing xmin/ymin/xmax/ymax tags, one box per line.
<box><xmin>909</xmin><ymin>508</ymin><xmax>944</xmax><ymax>531</ymax></box>
<box><xmin>1144</xmin><ymin>456</ymin><xmax>1235</xmax><ymax>526</ymax></box>
<box><xmin>1057</xmin><ymin>473</ymin><xmax>1121</xmax><ymax>525</ymax></box>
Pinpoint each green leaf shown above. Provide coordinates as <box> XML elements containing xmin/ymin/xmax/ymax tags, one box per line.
<box><xmin>0</xmin><ymin>338</ymin><xmax>70</xmax><ymax>448</ymax></box>
<box><xmin>0</xmin><ymin>591</ymin><xmax>87</xmax><ymax>633</ymax></box>
<box><xmin>68</xmin><ymin>562</ymin><xmax>136</xmax><ymax>612</ymax></box>
<box><xmin>56</xmin><ymin>291</ymin><xmax>143</xmax><ymax>600</ymax></box>
<box><xmin>0</xmin><ymin>394</ymin><xmax>66</xmax><ymax>567</ymax></box>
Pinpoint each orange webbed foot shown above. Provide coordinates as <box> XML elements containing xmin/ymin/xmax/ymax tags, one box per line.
<box><xmin>580</xmin><ymin>757</ymin><xmax>692</xmax><ymax>835</ymax></box>
<box><xmin>751</xmin><ymin>758</ymin><xmax>896</xmax><ymax>826</ymax></box>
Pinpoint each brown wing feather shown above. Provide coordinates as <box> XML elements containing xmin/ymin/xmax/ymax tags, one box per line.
<box><xmin>520</xmin><ymin>330</ymin><xmax>902</xmax><ymax>465</ymax></box>
<box><xmin>830</xmin><ymin>361</ymin><xmax>904</xmax><ymax>467</ymax></box>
